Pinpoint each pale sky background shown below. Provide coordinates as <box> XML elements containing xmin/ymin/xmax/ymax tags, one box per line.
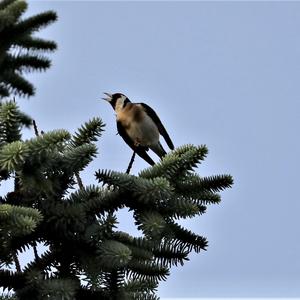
<box><xmin>3</xmin><ymin>0</ymin><xmax>300</xmax><ymax>298</ymax></box>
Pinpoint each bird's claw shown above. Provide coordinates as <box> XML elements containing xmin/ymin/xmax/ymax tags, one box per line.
<box><xmin>134</xmin><ymin>139</ymin><xmax>141</xmax><ymax>147</ymax></box>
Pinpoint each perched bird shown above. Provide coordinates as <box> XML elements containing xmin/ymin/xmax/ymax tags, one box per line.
<box><xmin>102</xmin><ymin>92</ymin><xmax>174</xmax><ymax>165</ymax></box>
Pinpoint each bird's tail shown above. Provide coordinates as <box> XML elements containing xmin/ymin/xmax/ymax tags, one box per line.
<box><xmin>150</xmin><ymin>141</ymin><xmax>167</xmax><ymax>159</ymax></box>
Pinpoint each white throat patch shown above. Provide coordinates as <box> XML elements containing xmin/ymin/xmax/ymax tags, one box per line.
<box><xmin>115</xmin><ymin>95</ymin><xmax>127</xmax><ymax>114</ymax></box>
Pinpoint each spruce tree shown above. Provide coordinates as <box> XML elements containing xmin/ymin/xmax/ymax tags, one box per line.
<box><xmin>0</xmin><ymin>1</ymin><xmax>233</xmax><ymax>299</ymax></box>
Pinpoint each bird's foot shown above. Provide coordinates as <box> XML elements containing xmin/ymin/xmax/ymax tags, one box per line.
<box><xmin>134</xmin><ymin>138</ymin><xmax>141</xmax><ymax>147</ymax></box>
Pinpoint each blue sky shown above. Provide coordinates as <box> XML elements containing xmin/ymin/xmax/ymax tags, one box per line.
<box><xmin>6</xmin><ymin>1</ymin><xmax>300</xmax><ymax>298</ymax></box>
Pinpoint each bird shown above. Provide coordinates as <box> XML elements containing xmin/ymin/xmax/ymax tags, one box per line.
<box><xmin>102</xmin><ymin>92</ymin><xmax>174</xmax><ymax>166</ymax></box>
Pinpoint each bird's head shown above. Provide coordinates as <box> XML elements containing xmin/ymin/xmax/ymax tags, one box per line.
<box><xmin>102</xmin><ymin>92</ymin><xmax>131</xmax><ymax>112</ymax></box>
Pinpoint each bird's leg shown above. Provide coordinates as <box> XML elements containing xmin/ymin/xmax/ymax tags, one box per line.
<box><xmin>126</xmin><ymin>151</ymin><xmax>136</xmax><ymax>174</ymax></box>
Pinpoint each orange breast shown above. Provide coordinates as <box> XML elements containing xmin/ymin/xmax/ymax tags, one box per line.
<box><xmin>117</xmin><ymin>104</ymin><xmax>144</xmax><ymax>128</ymax></box>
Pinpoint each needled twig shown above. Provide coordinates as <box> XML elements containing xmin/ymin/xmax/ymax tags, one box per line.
<box><xmin>32</xmin><ymin>119</ymin><xmax>39</xmax><ymax>136</ymax></box>
<box><xmin>75</xmin><ymin>172</ymin><xmax>84</xmax><ymax>190</ymax></box>
<box><xmin>126</xmin><ymin>151</ymin><xmax>136</xmax><ymax>174</ymax></box>
<box><xmin>30</xmin><ymin>120</ymin><xmax>41</xmax><ymax>260</ymax></box>
<box><xmin>32</xmin><ymin>241</ymin><xmax>39</xmax><ymax>260</ymax></box>
<box><xmin>33</xmin><ymin>119</ymin><xmax>84</xmax><ymax>189</ymax></box>
<box><xmin>12</xmin><ymin>252</ymin><xmax>21</xmax><ymax>272</ymax></box>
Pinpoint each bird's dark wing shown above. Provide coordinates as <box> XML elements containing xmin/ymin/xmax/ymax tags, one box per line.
<box><xmin>140</xmin><ymin>103</ymin><xmax>174</xmax><ymax>150</ymax></box>
<box><xmin>117</xmin><ymin>121</ymin><xmax>155</xmax><ymax>166</ymax></box>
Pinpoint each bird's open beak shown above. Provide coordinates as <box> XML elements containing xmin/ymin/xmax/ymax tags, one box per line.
<box><xmin>102</xmin><ymin>92</ymin><xmax>112</xmax><ymax>102</ymax></box>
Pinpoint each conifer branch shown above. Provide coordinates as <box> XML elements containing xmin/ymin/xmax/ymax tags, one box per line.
<box><xmin>12</xmin><ymin>251</ymin><xmax>21</xmax><ymax>272</ymax></box>
<box><xmin>23</xmin><ymin>113</ymin><xmax>39</xmax><ymax>263</ymax></box>
<box><xmin>98</xmin><ymin>240</ymin><xmax>132</xmax><ymax>269</ymax></box>
<box><xmin>75</xmin><ymin>172</ymin><xmax>84</xmax><ymax>190</ymax></box>
<box><xmin>32</xmin><ymin>241</ymin><xmax>39</xmax><ymax>260</ymax></box>
<box><xmin>0</xmin><ymin>1</ymin><xmax>57</xmax><ymax>99</ymax></box>
<box><xmin>0</xmin><ymin>269</ymin><xmax>25</xmax><ymax>291</ymax></box>
<box><xmin>32</xmin><ymin>119</ymin><xmax>39</xmax><ymax>136</ymax></box>
<box><xmin>71</xmin><ymin>117</ymin><xmax>105</xmax><ymax>147</ymax></box>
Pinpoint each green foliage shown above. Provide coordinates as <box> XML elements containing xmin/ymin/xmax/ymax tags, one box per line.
<box><xmin>0</xmin><ymin>119</ymin><xmax>232</xmax><ymax>299</ymax></box>
<box><xmin>0</xmin><ymin>101</ymin><xmax>32</xmax><ymax>181</ymax></box>
<box><xmin>98</xmin><ymin>240</ymin><xmax>132</xmax><ymax>269</ymax></box>
<box><xmin>27</xmin><ymin>129</ymin><xmax>70</xmax><ymax>154</ymax></box>
<box><xmin>63</xmin><ymin>143</ymin><xmax>98</xmax><ymax>172</ymax></box>
<box><xmin>0</xmin><ymin>204</ymin><xmax>42</xmax><ymax>236</ymax></box>
<box><xmin>71</xmin><ymin>117</ymin><xmax>105</xmax><ymax>147</ymax></box>
<box><xmin>0</xmin><ymin>0</ymin><xmax>57</xmax><ymax>98</ymax></box>
<box><xmin>0</xmin><ymin>101</ymin><xmax>22</xmax><ymax>144</ymax></box>
<box><xmin>0</xmin><ymin>269</ymin><xmax>25</xmax><ymax>292</ymax></box>
<box><xmin>39</xmin><ymin>278</ymin><xmax>79</xmax><ymax>300</ymax></box>
<box><xmin>136</xmin><ymin>211</ymin><xmax>166</xmax><ymax>240</ymax></box>
<box><xmin>0</xmin><ymin>204</ymin><xmax>42</xmax><ymax>268</ymax></box>
<box><xmin>0</xmin><ymin>140</ymin><xmax>28</xmax><ymax>171</ymax></box>
<box><xmin>139</xmin><ymin>144</ymin><xmax>208</xmax><ymax>180</ymax></box>
<box><xmin>0</xmin><ymin>295</ymin><xmax>18</xmax><ymax>300</ymax></box>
